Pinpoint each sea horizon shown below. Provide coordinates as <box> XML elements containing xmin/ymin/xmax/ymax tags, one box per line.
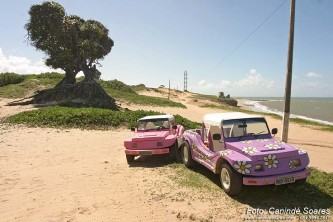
<box><xmin>238</xmin><ymin>97</ymin><xmax>333</xmax><ymax>126</ymax></box>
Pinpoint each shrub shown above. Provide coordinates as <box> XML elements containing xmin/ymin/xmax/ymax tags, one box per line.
<box><xmin>5</xmin><ymin>107</ymin><xmax>198</xmax><ymax>129</ymax></box>
<box><xmin>0</xmin><ymin>73</ymin><xmax>25</xmax><ymax>86</ymax></box>
<box><xmin>100</xmin><ymin>79</ymin><xmax>136</xmax><ymax>94</ymax></box>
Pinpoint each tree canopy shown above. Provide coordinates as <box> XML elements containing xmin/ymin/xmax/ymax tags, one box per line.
<box><xmin>19</xmin><ymin>1</ymin><xmax>118</xmax><ymax>109</ymax></box>
<box><xmin>26</xmin><ymin>1</ymin><xmax>114</xmax><ymax>84</ymax></box>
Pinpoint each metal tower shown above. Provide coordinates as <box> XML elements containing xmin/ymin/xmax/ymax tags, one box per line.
<box><xmin>184</xmin><ymin>70</ymin><xmax>188</xmax><ymax>92</ymax></box>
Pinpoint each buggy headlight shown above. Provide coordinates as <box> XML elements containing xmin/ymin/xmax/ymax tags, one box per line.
<box><xmin>289</xmin><ymin>159</ymin><xmax>301</xmax><ymax>168</ymax></box>
<box><xmin>291</xmin><ymin>159</ymin><xmax>301</xmax><ymax>167</ymax></box>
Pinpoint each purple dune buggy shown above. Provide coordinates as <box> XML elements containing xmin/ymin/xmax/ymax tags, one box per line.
<box><xmin>178</xmin><ymin>112</ymin><xmax>310</xmax><ymax>195</ymax></box>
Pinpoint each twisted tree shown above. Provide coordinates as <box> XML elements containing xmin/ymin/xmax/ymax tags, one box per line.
<box><xmin>17</xmin><ymin>1</ymin><xmax>118</xmax><ymax>109</ymax></box>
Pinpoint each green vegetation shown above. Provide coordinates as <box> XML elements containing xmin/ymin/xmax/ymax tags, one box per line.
<box><xmin>168</xmin><ymin>164</ymin><xmax>218</xmax><ymax>191</ymax></box>
<box><xmin>169</xmin><ymin>164</ymin><xmax>333</xmax><ymax>210</ymax></box>
<box><xmin>101</xmin><ymin>80</ymin><xmax>186</xmax><ymax>108</ymax></box>
<box><xmin>191</xmin><ymin>93</ymin><xmax>219</xmax><ymax>102</ymax></box>
<box><xmin>0</xmin><ymin>72</ymin><xmax>64</xmax><ymax>98</ymax></box>
<box><xmin>130</xmin><ymin>83</ymin><xmax>147</xmax><ymax>91</ymax></box>
<box><xmin>0</xmin><ymin>73</ymin><xmax>185</xmax><ymax>108</ymax></box>
<box><xmin>0</xmin><ymin>73</ymin><xmax>25</xmax><ymax>86</ymax></box>
<box><xmin>5</xmin><ymin>106</ymin><xmax>197</xmax><ymax>129</ymax></box>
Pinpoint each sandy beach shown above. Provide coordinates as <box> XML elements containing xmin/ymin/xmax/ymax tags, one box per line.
<box><xmin>0</xmin><ymin>91</ymin><xmax>332</xmax><ymax>222</ymax></box>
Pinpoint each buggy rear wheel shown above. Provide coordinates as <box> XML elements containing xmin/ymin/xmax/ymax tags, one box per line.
<box><xmin>181</xmin><ymin>141</ymin><xmax>195</xmax><ymax>168</ymax></box>
<box><xmin>126</xmin><ymin>155</ymin><xmax>135</xmax><ymax>164</ymax></box>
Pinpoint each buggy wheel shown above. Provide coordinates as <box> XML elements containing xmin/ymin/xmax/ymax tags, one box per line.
<box><xmin>295</xmin><ymin>178</ymin><xmax>307</xmax><ymax>185</ymax></box>
<box><xmin>181</xmin><ymin>141</ymin><xmax>195</xmax><ymax>168</ymax></box>
<box><xmin>126</xmin><ymin>155</ymin><xmax>135</xmax><ymax>164</ymax></box>
<box><xmin>220</xmin><ymin>163</ymin><xmax>242</xmax><ymax>196</ymax></box>
<box><xmin>169</xmin><ymin>143</ymin><xmax>177</xmax><ymax>161</ymax></box>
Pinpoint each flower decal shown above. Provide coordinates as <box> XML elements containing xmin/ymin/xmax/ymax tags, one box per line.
<box><xmin>264</xmin><ymin>154</ymin><xmax>279</xmax><ymax>168</ymax></box>
<box><xmin>219</xmin><ymin>150</ymin><xmax>231</xmax><ymax>157</ymax></box>
<box><xmin>264</xmin><ymin>143</ymin><xmax>282</xmax><ymax>150</ymax></box>
<box><xmin>294</xmin><ymin>146</ymin><xmax>307</xmax><ymax>154</ymax></box>
<box><xmin>274</xmin><ymin>140</ymin><xmax>285</xmax><ymax>145</ymax></box>
<box><xmin>242</xmin><ymin>146</ymin><xmax>257</xmax><ymax>155</ymax></box>
<box><xmin>233</xmin><ymin>161</ymin><xmax>251</xmax><ymax>174</ymax></box>
<box><xmin>241</xmin><ymin>140</ymin><xmax>252</xmax><ymax>144</ymax></box>
<box><xmin>256</xmin><ymin>139</ymin><xmax>269</xmax><ymax>142</ymax></box>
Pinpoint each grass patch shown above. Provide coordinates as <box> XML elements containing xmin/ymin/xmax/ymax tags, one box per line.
<box><xmin>101</xmin><ymin>80</ymin><xmax>186</xmax><ymax>108</ymax></box>
<box><xmin>0</xmin><ymin>73</ymin><xmax>186</xmax><ymax>108</ymax></box>
<box><xmin>169</xmin><ymin>164</ymin><xmax>333</xmax><ymax>210</ymax></box>
<box><xmin>191</xmin><ymin>93</ymin><xmax>219</xmax><ymax>103</ymax></box>
<box><xmin>0</xmin><ymin>72</ymin><xmax>64</xmax><ymax>98</ymax></box>
<box><xmin>167</xmin><ymin>163</ymin><xmax>219</xmax><ymax>192</ymax></box>
<box><xmin>0</xmin><ymin>73</ymin><xmax>25</xmax><ymax>86</ymax></box>
<box><xmin>4</xmin><ymin>106</ymin><xmax>197</xmax><ymax>129</ymax></box>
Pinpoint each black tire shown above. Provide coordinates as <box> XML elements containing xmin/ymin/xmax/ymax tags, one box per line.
<box><xmin>126</xmin><ymin>155</ymin><xmax>135</xmax><ymax>164</ymax></box>
<box><xmin>219</xmin><ymin>163</ymin><xmax>242</xmax><ymax>196</ymax></box>
<box><xmin>295</xmin><ymin>178</ymin><xmax>307</xmax><ymax>185</ymax></box>
<box><xmin>181</xmin><ymin>141</ymin><xmax>195</xmax><ymax>168</ymax></box>
<box><xmin>169</xmin><ymin>143</ymin><xmax>177</xmax><ymax>161</ymax></box>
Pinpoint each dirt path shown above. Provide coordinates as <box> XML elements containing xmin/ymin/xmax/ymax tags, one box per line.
<box><xmin>0</xmin><ymin>126</ymin><xmax>247</xmax><ymax>222</ymax></box>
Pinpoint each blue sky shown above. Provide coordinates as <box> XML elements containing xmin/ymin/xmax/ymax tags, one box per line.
<box><xmin>0</xmin><ymin>0</ymin><xmax>332</xmax><ymax>97</ymax></box>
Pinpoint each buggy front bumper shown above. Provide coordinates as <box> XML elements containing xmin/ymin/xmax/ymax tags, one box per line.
<box><xmin>242</xmin><ymin>168</ymin><xmax>310</xmax><ymax>186</ymax></box>
<box><xmin>125</xmin><ymin>147</ymin><xmax>170</xmax><ymax>156</ymax></box>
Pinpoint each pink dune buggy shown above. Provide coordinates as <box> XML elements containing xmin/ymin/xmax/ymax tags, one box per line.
<box><xmin>124</xmin><ymin>114</ymin><xmax>184</xmax><ymax>164</ymax></box>
<box><xmin>179</xmin><ymin>112</ymin><xmax>310</xmax><ymax>196</ymax></box>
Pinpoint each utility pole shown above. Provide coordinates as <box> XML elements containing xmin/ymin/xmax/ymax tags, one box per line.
<box><xmin>184</xmin><ymin>70</ymin><xmax>188</xmax><ymax>92</ymax></box>
<box><xmin>168</xmin><ymin>80</ymin><xmax>170</xmax><ymax>100</ymax></box>
<box><xmin>282</xmin><ymin>0</ymin><xmax>296</xmax><ymax>142</ymax></box>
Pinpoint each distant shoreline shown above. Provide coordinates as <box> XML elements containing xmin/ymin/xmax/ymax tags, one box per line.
<box><xmin>237</xmin><ymin>97</ymin><xmax>333</xmax><ymax>126</ymax></box>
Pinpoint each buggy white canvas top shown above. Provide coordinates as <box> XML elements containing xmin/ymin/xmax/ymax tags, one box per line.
<box><xmin>139</xmin><ymin>114</ymin><xmax>175</xmax><ymax>121</ymax></box>
<box><xmin>203</xmin><ymin>112</ymin><xmax>263</xmax><ymax>126</ymax></box>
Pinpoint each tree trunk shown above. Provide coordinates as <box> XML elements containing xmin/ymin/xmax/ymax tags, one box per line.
<box><xmin>55</xmin><ymin>70</ymin><xmax>77</xmax><ymax>88</ymax></box>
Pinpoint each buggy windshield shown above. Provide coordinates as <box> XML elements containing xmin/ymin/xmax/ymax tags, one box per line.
<box><xmin>137</xmin><ymin>118</ymin><xmax>170</xmax><ymax>131</ymax></box>
<box><xmin>222</xmin><ymin>118</ymin><xmax>269</xmax><ymax>139</ymax></box>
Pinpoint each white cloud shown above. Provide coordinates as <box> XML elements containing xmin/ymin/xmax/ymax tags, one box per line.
<box><xmin>194</xmin><ymin>69</ymin><xmax>276</xmax><ymax>96</ymax></box>
<box><xmin>0</xmin><ymin>48</ymin><xmax>62</xmax><ymax>74</ymax></box>
<box><xmin>234</xmin><ymin>69</ymin><xmax>275</xmax><ymax>89</ymax></box>
<box><xmin>306</xmin><ymin>72</ymin><xmax>321</xmax><ymax>78</ymax></box>
<box><xmin>198</xmin><ymin>79</ymin><xmax>207</xmax><ymax>86</ymax></box>
<box><xmin>197</xmin><ymin>79</ymin><xmax>214</xmax><ymax>88</ymax></box>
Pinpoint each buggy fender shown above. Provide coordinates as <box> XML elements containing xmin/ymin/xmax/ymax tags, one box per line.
<box><xmin>213</xmin><ymin>150</ymin><xmax>251</xmax><ymax>174</ymax></box>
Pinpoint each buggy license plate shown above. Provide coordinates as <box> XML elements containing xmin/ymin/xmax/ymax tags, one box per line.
<box><xmin>139</xmin><ymin>151</ymin><xmax>152</xmax><ymax>156</ymax></box>
<box><xmin>275</xmin><ymin>176</ymin><xmax>295</xmax><ymax>185</ymax></box>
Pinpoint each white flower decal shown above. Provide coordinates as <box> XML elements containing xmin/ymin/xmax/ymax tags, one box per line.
<box><xmin>264</xmin><ymin>143</ymin><xmax>282</xmax><ymax>150</ymax></box>
<box><xmin>274</xmin><ymin>140</ymin><xmax>285</xmax><ymax>145</ymax></box>
<box><xmin>294</xmin><ymin>146</ymin><xmax>307</xmax><ymax>154</ymax></box>
<box><xmin>242</xmin><ymin>146</ymin><xmax>257</xmax><ymax>155</ymax></box>
<box><xmin>233</xmin><ymin>161</ymin><xmax>251</xmax><ymax>174</ymax></box>
<box><xmin>298</xmin><ymin>149</ymin><xmax>306</xmax><ymax>154</ymax></box>
<box><xmin>256</xmin><ymin>139</ymin><xmax>269</xmax><ymax>142</ymax></box>
<box><xmin>264</xmin><ymin>154</ymin><xmax>279</xmax><ymax>168</ymax></box>
<box><xmin>219</xmin><ymin>150</ymin><xmax>231</xmax><ymax>157</ymax></box>
<box><xmin>241</xmin><ymin>140</ymin><xmax>252</xmax><ymax>144</ymax></box>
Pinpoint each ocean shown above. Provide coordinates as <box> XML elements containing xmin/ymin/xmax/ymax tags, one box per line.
<box><xmin>239</xmin><ymin>97</ymin><xmax>333</xmax><ymax>126</ymax></box>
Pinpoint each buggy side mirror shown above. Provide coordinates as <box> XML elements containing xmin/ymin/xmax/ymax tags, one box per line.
<box><xmin>131</xmin><ymin>127</ymin><xmax>136</xmax><ymax>132</ymax></box>
<box><xmin>212</xmin><ymin>133</ymin><xmax>221</xmax><ymax>140</ymax></box>
<box><xmin>172</xmin><ymin>125</ymin><xmax>178</xmax><ymax>130</ymax></box>
<box><xmin>271</xmin><ymin>128</ymin><xmax>278</xmax><ymax>135</ymax></box>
